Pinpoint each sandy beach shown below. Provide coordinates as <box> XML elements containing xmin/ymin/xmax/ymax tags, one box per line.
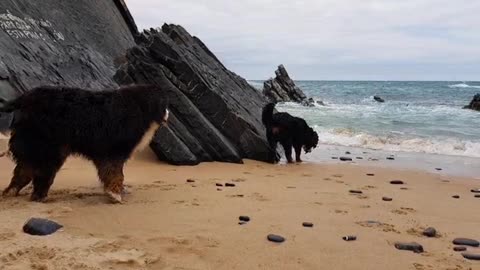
<box><xmin>0</xmin><ymin>139</ymin><xmax>479</xmax><ymax>270</ymax></box>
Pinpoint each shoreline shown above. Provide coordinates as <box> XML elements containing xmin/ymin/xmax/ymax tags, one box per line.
<box><xmin>0</xmin><ymin>145</ymin><xmax>479</xmax><ymax>269</ymax></box>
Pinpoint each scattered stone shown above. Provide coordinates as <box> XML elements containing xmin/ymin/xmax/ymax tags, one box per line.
<box><xmin>340</xmin><ymin>157</ymin><xmax>353</xmax><ymax>161</ymax></box>
<box><xmin>267</xmin><ymin>234</ymin><xmax>285</xmax><ymax>243</ymax></box>
<box><xmin>217</xmin><ymin>188</ymin><xmax>222</xmax><ymax>191</ymax></box>
<box><xmin>302</xmin><ymin>222</ymin><xmax>314</xmax><ymax>228</ymax></box>
<box><xmin>382</xmin><ymin>197</ymin><xmax>393</xmax><ymax>202</ymax></box>
<box><xmin>239</xmin><ymin>216</ymin><xmax>250</xmax><ymax>222</ymax></box>
<box><xmin>225</xmin><ymin>183</ymin><xmax>236</xmax><ymax>187</ymax></box>
<box><xmin>186</xmin><ymin>179</ymin><xmax>195</xmax><ymax>183</ymax></box>
<box><xmin>342</xmin><ymin>235</ymin><xmax>357</xmax><ymax>241</ymax></box>
<box><xmin>390</xmin><ymin>180</ymin><xmax>404</xmax><ymax>185</ymax></box>
<box><xmin>435</xmin><ymin>168</ymin><xmax>443</xmax><ymax>171</ymax></box>
<box><xmin>373</xmin><ymin>96</ymin><xmax>385</xmax><ymax>103</ymax></box>
<box><xmin>452</xmin><ymin>195</ymin><xmax>460</xmax><ymax>199</ymax></box>
<box><xmin>394</xmin><ymin>242</ymin><xmax>424</xmax><ymax>253</ymax></box>
<box><xmin>332</xmin><ymin>157</ymin><xmax>339</xmax><ymax>160</ymax></box>
<box><xmin>454</xmin><ymin>246</ymin><xmax>467</xmax><ymax>252</ymax></box>
<box><xmin>475</xmin><ymin>195</ymin><xmax>480</xmax><ymax>198</ymax></box>
<box><xmin>349</xmin><ymin>190</ymin><xmax>363</xmax><ymax>194</ymax></box>
<box><xmin>366</xmin><ymin>173</ymin><xmax>375</xmax><ymax>176</ymax></box>
<box><xmin>216</xmin><ymin>183</ymin><xmax>223</xmax><ymax>187</ymax></box>
<box><xmin>23</xmin><ymin>218</ymin><xmax>63</xmax><ymax>236</ymax></box>
<box><xmin>345</xmin><ymin>151</ymin><xmax>351</xmax><ymax>155</ymax></box>
<box><xmin>422</xmin><ymin>227</ymin><xmax>437</xmax><ymax>238</ymax></box>
<box><xmin>461</xmin><ymin>253</ymin><xmax>480</xmax><ymax>261</ymax></box>
<box><xmin>238</xmin><ymin>221</ymin><xmax>247</xmax><ymax>225</ymax></box>
<box><xmin>471</xmin><ymin>189</ymin><xmax>480</xmax><ymax>193</ymax></box>
<box><xmin>453</xmin><ymin>238</ymin><xmax>480</xmax><ymax>247</ymax></box>
<box><xmin>356</xmin><ymin>157</ymin><xmax>363</xmax><ymax>160</ymax></box>
<box><xmin>400</xmin><ymin>187</ymin><xmax>409</xmax><ymax>190</ymax></box>
<box><xmin>386</xmin><ymin>157</ymin><xmax>395</xmax><ymax>160</ymax></box>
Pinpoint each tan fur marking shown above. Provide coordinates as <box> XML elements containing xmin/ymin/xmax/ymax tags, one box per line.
<box><xmin>133</xmin><ymin>122</ymin><xmax>160</xmax><ymax>153</ymax></box>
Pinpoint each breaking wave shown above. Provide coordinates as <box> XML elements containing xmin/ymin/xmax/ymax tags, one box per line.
<box><xmin>314</xmin><ymin>127</ymin><xmax>480</xmax><ymax>158</ymax></box>
<box><xmin>449</xmin><ymin>83</ymin><xmax>480</xmax><ymax>89</ymax></box>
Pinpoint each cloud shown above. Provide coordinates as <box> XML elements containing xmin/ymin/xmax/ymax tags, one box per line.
<box><xmin>125</xmin><ymin>0</ymin><xmax>480</xmax><ymax>80</ymax></box>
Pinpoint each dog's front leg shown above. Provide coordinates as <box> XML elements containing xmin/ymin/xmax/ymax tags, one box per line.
<box><xmin>281</xmin><ymin>140</ymin><xmax>294</xmax><ymax>163</ymax></box>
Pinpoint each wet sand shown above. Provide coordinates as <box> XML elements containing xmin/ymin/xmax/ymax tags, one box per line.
<box><xmin>0</xmin><ymin>141</ymin><xmax>479</xmax><ymax>269</ymax></box>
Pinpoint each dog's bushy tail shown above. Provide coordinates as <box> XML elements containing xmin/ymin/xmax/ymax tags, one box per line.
<box><xmin>262</xmin><ymin>102</ymin><xmax>276</xmax><ymax>127</ymax></box>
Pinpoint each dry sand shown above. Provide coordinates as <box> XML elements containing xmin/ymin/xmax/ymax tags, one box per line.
<box><xmin>0</xmin><ymin>139</ymin><xmax>478</xmax><ymax>270</ymax></box>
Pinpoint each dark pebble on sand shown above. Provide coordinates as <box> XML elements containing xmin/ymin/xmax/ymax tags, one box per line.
<box><xmin>238</xmin><ymin>221</ymin><xmax>247</xmax><ymax>225</ymax></box>
<box><xmin>23</xmin><ymin>218</ymin><xmax>63</xmax><ymax>236</ymax></box>
<box><xmin>475</xmin><ymin>195</ymin><xmax>480</xmax><ymax>198</ymax></box>
<box><xmin>394</xmin><ymin>242</ymin><xmax>424</xmax><ymax>253</ymax></box>
<box><xmin>216</xmin><ymin>183</ymin><xmax>223</xmax><ymax>187</ymax></box>
<box><xmin>239</xmin><ymin>216</ymin><xmax>250</xmax><ymax>222</ymax></box>
<box><xmin>454</xmin><ymin>246</ymin><xmax>467</xmax><ymax>252</ymax></box>
<box><xmin>366</xmin><ymin>173</ymin><xmax>375</xmax><ymax>176</ymax></box>
<box><xmin>390</xmin><ymin>180</ymin><xmax>404</xmax><ymax>185</ymax></box>
<box><xmin>462</xmin><ymin>253</ymin><xmax>480</xmax><ymax>261</ymax></box>
<box><xmin>267</xmin><ymin>234</ymin><xmax>285</xmax><ymax>243</ymax></box>
<box><xmin>225</xmin><ymin>183</ymin><xmax>236</xmax><ymax>187</ymax></box>
<box><xmin>435</xmin><ymin>168</ymin><xmax>443</xmax><ymax>171</ymax></box>
<box><xmin>186</xmin><ymin>179</ymin><xmax>195</xmax><ymax>183</ymax></box>
<box><xmin>386</xmin><ymin>157</ymin><xmax>395</xmax><ymax>160</ymax></box>
<box><xmin>217</xmin><ymin>188</ymin><xmax>222</xmax><ymax>191</ymax></box>
<box><xmin>400</xmin><ymin>187</ymin><xmax>409</xmax><ymax>190</ymax></box>
<box><xmin>349</xmin><ymin>190</ymin><xmax>363</xmax><ymax>194</ymax></box>
<box><xmin>303</xmin><ymin>222</ymin><xmax>314</xmax><ymax>228</ymax></box>
<box><xmin>340</xmin><ymin>157</ymin><xmax>353</xmax><ymax>161</ymax></box>
<box><xmin>422</xmin><ymin>227</ymin><xmax>437</xmax><ymax>238</ymax></box>
<box><xmin>452</xmin><ymin>195</ymin><xmax>460</xmax><ymax>199</ymax></box>
<box><xmin>382</xmin><ymin>197</ymin><xmax>393</xmax><ymax>202</ymax></box>
<box><xmin>471</xmin><ymin>189</ymin><xmax>480</xmax><ymax>193</ymax></box>
<box><xmin>453</xmin><ymin>238</ymin><xmax>480</xmax><ymax>247</ymax></box>
<box><xmin>342</xmin><ymin>235</ymin><xmax>357</xmax><ymax>241</ymax></box>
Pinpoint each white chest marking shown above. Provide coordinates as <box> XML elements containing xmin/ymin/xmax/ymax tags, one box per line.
<box><xmin>133</xmin><ymin>122</ymin><xmax>160</xmax><ymax>153</ymax></box>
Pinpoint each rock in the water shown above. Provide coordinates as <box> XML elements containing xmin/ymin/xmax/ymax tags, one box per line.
<box><xmin>262</xmin><ymin>65</ymin><xmax>313</xmax><ymax>106</ymax></box>
<box><xmin>435</xmin><ymin>168</ymin><xmax>443</xmax><ymax>171</ymax></box>
<box><xmin>390</xmin><ymin>180</ymin><xmax>404</xmax><ymax>185</ymax></box>
<box><xmin>302</xmin><ymin>222</ymin><xmax>314</xmax><ymax>228</ymax></box>
<box><xmin>382</xmin><ymin>197</ymin><xmax>393</xmax><ymax>202</ymax></box>
<box><xmin>115</xmin><ymin>25</ymin><xmax>272</xmax><ymax>165</ymax></box>
<box><xmin>454</xmin><ymin>246</ymin><xmax>467</xmax><ymax>252</ymax></box>
<box><xmin>386</xmin><ymin>157</ymin><xmax>395</xmax><ymax>160</ymax></box>
<box><xmin>239</xmin><ymin>216</ymin><xmax>250</xmax><ymax>222</ymax></box>
<box><xmin>332</xmin><ymin>157</ymin><xmax>339</xmax><ymax>160</ymax></box>
<box><xmin>23</xmin><ymin>218</ymin><xmax>63</xmax><ymax>236</ymax></box>
<box><xmin>373</xmin><ymin>96</ymin><xmax>385</xmax><ymax>103</ymax></box>
<box><xmin>422</xmin><ymin>227</ymin><xmax>437</xmax><ymax>237</ymax></box>
<box><xmin>345</xmin><ymin>151</ymin><xmax>351</xmax><ymax>155</ymax></box>
<box><xmin>394</xmin><ymin>242</ymin><xmax>424</xmax><ymax>253</ymax></box>
<box><xmin>340</xmin><ymin>157</ymin><xmax>353</xmax><ymax>161</ymax></box>
<box><xmin>453</xmin><ymin>238</ymin><xmax>480</xmax><ymax>247</ymax></box>
<box><xmin>356</xmin><ymin>157</ymin><xmax>363</xmax><ymax>160</ymax></box>
<box><xmin>463</xmin><ymin>94</ymin><xmax>480</xmax><ymax>111</ymax></box>
<box><xmin>462</xmin><ymin>252</ymin><xmax>480</xmax><ymax>260</ymax></box>
<box><xmin>267</xmin><ymin>234</ymin><xmax>285</xmax><ymax>243</ymax></box>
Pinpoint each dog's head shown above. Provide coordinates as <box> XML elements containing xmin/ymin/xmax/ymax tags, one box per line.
<box><xmin>303</xmin><ymin>127</ymin><xmax>319</xmax><ymax>154</ymax></box>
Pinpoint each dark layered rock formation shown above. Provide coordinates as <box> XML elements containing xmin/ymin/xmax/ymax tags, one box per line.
<box><xmin>263</xmin><ymin>65</ymin><xmax>314</xmax><ymax>106</ymax></box>
<box><xmin>0</xmin><ymin>0</ymin><xmax>137</xmax><ymax>128</ymax></box>
<box><xmin>114</xmin><ymin>25</ymin><xmax>271</xmax><ymax>165</ymax></box>
<box><xmin>464</xmin><ymin>94</ymin><xmax>480</xmax><ymax>111</ymax></box>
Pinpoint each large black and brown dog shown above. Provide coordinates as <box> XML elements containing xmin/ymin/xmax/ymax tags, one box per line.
<box><xmin>0</xmin><ymin>84</ymin><xmax>169</xmax><ymax>203</ymax></box>
<box><xmin>262</xmin><ymin>103</ymin><xmax>319</xmax><ymax>163</ymax></box>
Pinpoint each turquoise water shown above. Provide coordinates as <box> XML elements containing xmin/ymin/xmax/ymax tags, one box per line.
<box><xmin>250</xmin><ymin>81</ymin><xmax>480</xmax><ymax>158</ymax></box>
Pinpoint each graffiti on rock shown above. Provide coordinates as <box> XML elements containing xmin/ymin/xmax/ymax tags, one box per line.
<box><xmin>0</xmin><ymin>10</ymin><xmax>65</xmax><ymax>41</ymax></box>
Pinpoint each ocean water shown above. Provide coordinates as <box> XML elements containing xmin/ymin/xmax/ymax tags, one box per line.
<box><xmin>249</xmin><ymin>81</ymin><xmax>480</xmax><ymax>159</ymax></box>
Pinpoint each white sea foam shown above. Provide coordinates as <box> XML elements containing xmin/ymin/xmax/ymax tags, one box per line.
<box><xmin>449</xmin><ymin>83</ymin><xmax>480</xmax><ymax>89</ymax></box>
<box><xmin>313</xmin><ymin>126</ymin><xmax>480</xmax><ymax>158</ymax></box>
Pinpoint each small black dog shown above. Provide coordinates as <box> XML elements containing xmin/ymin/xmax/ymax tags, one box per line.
<box><xmin>262</xmin><ymin>103</ymin><xmax>319</xmax><ymax>163</ymax></box>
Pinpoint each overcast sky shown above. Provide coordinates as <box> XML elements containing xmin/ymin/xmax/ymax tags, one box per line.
<box><xmin>126</xmin><ymin>0</ymin><xmax>480</xmax><ymax>81</ymax></box>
